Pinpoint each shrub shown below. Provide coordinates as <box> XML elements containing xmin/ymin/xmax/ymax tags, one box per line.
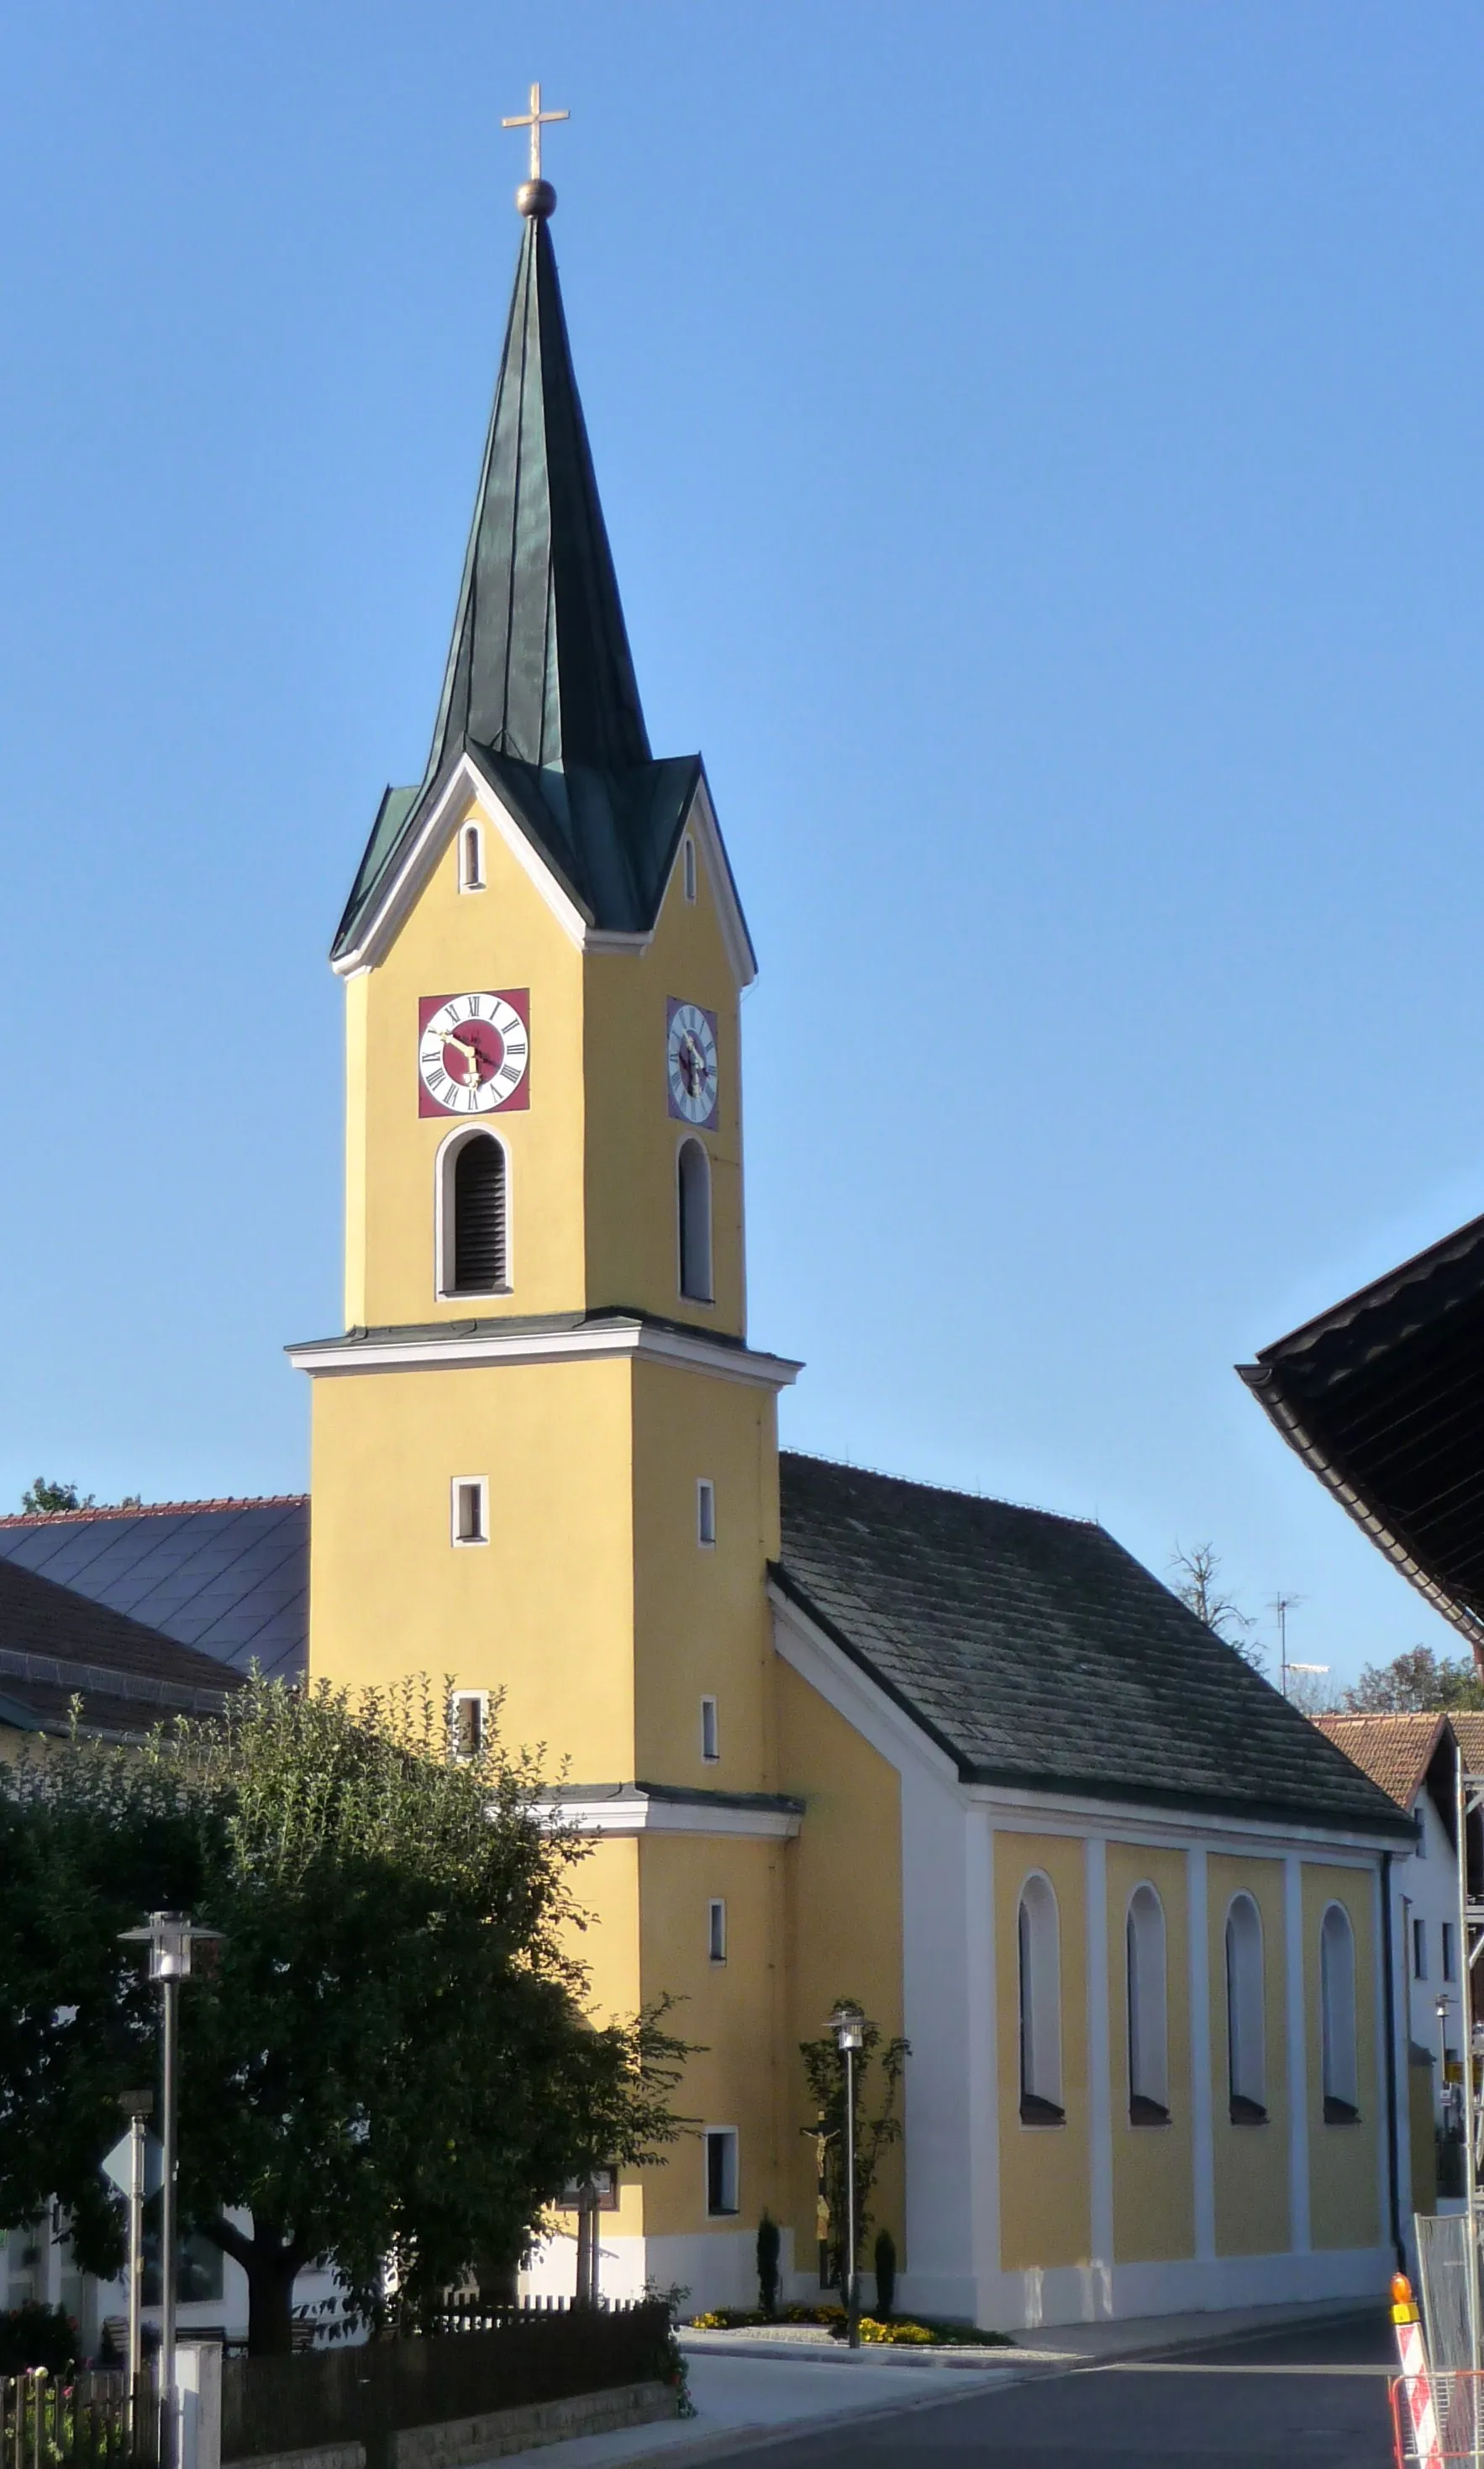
<box><xmin>0</xmin><ymin>2303</ymin><xmax>78</xmax><ymax>2376</ymax></box>
<box><xmin>755</xmin><ymin>2214</ymin><xmax>781</xmax><ymax>2318</ymax></box>
<box><xmin>873</xmin><ymin>2227</ymin><xmax>897</xmax><ymax>2319</ymax></box>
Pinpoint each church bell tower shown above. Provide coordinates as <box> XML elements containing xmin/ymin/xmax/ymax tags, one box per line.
<box><xmin>291</xmin><ymin>110</ymin><xmax>803</xmax><ymax>2288</ymax></box>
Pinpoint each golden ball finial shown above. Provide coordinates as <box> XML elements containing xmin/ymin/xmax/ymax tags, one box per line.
<box><xmin>517</xmin><ymin>178</ymin><xmax>557</xmax><ymax>219</ymax></box>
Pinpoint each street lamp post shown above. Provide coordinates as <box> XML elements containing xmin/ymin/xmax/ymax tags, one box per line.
<box><xmin>829</xmin><ymin>2005</ymin><xmax>866</xmax><ymax>2353</ymax></box>
<box><xmin>119</xmin><ymin>1912</ymin><xmax>222</xmax><ymax>2465</ymax></box>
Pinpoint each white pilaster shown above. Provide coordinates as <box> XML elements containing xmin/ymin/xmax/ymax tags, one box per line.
<box><xmin>1086</xmin><ymin>1835</ymin><xmax>1113</xmax><ymax>2314</ymax></box>
<box><xmin>1375</xmin><ymin>1859</ymin><xmax>1402</xmax><ymax>2258</ymax></box>
<box><xmin>1187</xmin><ymin>1845</ymin><xmax>1215</xmax><ymax>2262</ymax></box>
<box><xmin>965</xmin><ymin>1809</ymin><xmax>1000</xmax><ymax>2303</ymax></box>
<box><xmin>1284</xmin><ymin>1854</ymin><xmax>1311</xmax><ymax>2255</ymax></box>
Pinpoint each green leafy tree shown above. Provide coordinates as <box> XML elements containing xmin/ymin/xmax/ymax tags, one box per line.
<box><xmin>20</xmin><ymin>1478</ymin><xmax>96</xmax><ymax>1514</ymax></box>
<box><xmin>1343</xmin><ymin>1646</ymin><xmax>1484</xmax><ymax>1714</ymax></box>
<box><xmin>798</xmin><ymin>2005</ymin><xmax>908</xmax><ymax>2293</ymax></box>
<box><xmin>0</xmin><ymin>1677</ymin><xmax>686</xmax><ymax>2355</ymax></box>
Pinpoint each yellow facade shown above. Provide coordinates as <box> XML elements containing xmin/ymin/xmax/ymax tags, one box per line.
<box><xmin>1106</xmin><ymin>1843</ymin><xmax>1194</xmax><ymax>2266</ymax></box>
<box><xmin>996</xmin><ymin>1833</ymin><xmax>1092</xmax><ymax>2272</ymax></box>
<box><xmin>1208</xmin><ymin>1856</ymin><xmax>1290</xmax><ymax>2258</ymax></box>
<box><xmin>1302</xmin><ymin>1865</ymin><xmax>1381</xmax><ymax>2252</ymax></box>
<box><xmin>308</xmin><ymin>776</ymin><xmax>787</xmax><ymax>2252</ymax></box>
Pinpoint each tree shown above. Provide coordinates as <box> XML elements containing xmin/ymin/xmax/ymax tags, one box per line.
<box><xmin>1343</xmin><ymin>1645</ymin><xmax>1484</xmax><ymax>1714</ymax></box>
<box><xmin>17</xmin><ymin>1480</ymin><xmax>141</xmax><ymax>1514</ymax></box>
<box><xmin>0</xmin><ymin>1677</ymin><xmax>686</xmax><ymax>2354</ymax></box>
<box><xmin>798</xmin><ymin>2006</ymin><xmax>908</xmax><ymax>2295</ymax></box>
<box><xmin>1168</xmin><ymin>1543</ymin><xmax>1266</xmax><ymax>1672</ymax></box>
<box><xmin>20</xmin><ymin>1478</ymin><xmax>95</xmax><ymax>1514</ymax></box>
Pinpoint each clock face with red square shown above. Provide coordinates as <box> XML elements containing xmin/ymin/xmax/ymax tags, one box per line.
<box><xmin>418</xmin><ymin>991</ymin><xmax>530</xmax><ymax>1116</ymax></box>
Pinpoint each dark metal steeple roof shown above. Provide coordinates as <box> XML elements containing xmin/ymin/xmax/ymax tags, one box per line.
<box><xmin>332</xmin><ymin>192</ymin><xmax>745</xmax><ymax>966</ymax></box>
<box><xmin>426</xmin><ymin>208</ymin><xmax>650</xmax><ymax>777</ymax></box>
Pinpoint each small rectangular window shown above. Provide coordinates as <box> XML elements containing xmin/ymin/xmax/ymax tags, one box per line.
<box><xmin>697</xmin><ymin>1480</ymin><xmax>716</xmax><ymax>1547</ymax></box>
<box><xmin>1415</xmin><ymin>1825</ymin><xmax>1428</xmax><ymax>1861</ymax></box>
<box><xmin>450</xmin><ymin>1691</ymin><xmax>487</xmax><ymax>1760</ymax></box>
<box><xmin>704</xmin><ymin>2128</ymin><xmax>739</xmax><ymax>2216</ymax></box>
<box><xmin>1443</xmin><ymin>1922</ymin><xmax>1457</xmax><ymax>1983</ymax></box>
<box><xmin>708</xmin><ymin>1898</ymin><xmax>727</xmax><ymax>1964</ymax></box>
<box><xmin>700</xmin><ymin>1697</ymin><xmax>719</xmax><ymax>1763</ymax></box>
<box><xmin>1413</xmin><ymin>1919</ymin><xmax>1428</xmax><ymax>1982</ymax></box>
<box><xmin>451</xmin><ymin>1477</ymin><xmax>488</xmax><ymax>1547</ymax></box>
<box><xmin>683</xmin><ymin>836</ymin><xmax>697</xmax><ymax>903</ymax></box>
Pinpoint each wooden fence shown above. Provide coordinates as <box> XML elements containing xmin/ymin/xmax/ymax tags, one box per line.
<box><xmin>1</xmin><ymin>2367</ymin><xmax>155</xmax><ymax>2469</ymax></box>
<box><xmin>221</xmin><ymin>2302</ymin><xmax>673</xmax><ymax>2466</ymax></box>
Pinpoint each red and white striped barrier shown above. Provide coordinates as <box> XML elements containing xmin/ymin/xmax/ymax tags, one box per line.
<box><xmin>1392</xmin><ymin>2273</ymin><xmax>1445</xmax><ymax>2468</ymax></box>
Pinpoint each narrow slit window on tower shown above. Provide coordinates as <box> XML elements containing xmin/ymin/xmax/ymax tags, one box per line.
<box><xmin>677</xmin><ymin>1138</ymin><xmax>713</xmax><ymax>1303</ymax></box>
<box><xmin>697</xmin><ymin>1479</ymin><xmax>716</xmax><ymax>1547</ymax></box>
<box><xmin>447</xmin><ymin>1132</ymin><xmax>508</xmax><ymax>1295</ymax></box>
<box><xmin>708</xmin><ymin>1898</ymin><xmax>727</xmax><ymax>1964</ymax></box>
<box><xmin>682</xmin><ymin>835</ymin><xmax>697</xmax><ymax>903</ymax></box>
<box><xmin>701</xmin><ymin>1696</ymin><xmax>719</xmax><ymax>1763</ymax></box>
<box><xmin>704</xmin><ymin>2129</ymin><xmax>739</xmax><ymax>2217</ymax></box>
<box><xmin>459</xmin><ymin>822</ymin><xmax>485</xmax><ymax>892</ymax></box>
<box><xmin>450</xmin><ymin>1690</ymin><xmax>487</xmax><ymax>1760</ymax></box>
<box><xmin>451</xmin><ymin>1477</ymin><xmax>488</xmax><ymax>1547</ymax></box>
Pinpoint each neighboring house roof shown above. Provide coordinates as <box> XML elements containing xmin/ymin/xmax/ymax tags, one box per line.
<box><xmin>0</xmin><ymin>1498</ymin><xmax>308</xmax><ymax>1679</ymax></box>
<box><xmin>774</xmin><ymin>1452</ymin><xmax>1413</xmax><ymax>1838</ymax></box>
<box><xmin>0</xmin><ymin>1556</ymin><xmax>244</xmax><ymax>1736</ymax></box>
<box><xmin>1312</xmin><ymin>1711</ymin><xmax>1448</xmax><ymax>1811</ymax></box>
<box><xmin>1238</xmin><ymin>1212</ymin><xmax>1484</xmax><ymax>1655</ymax></box>
<box><xmin>1449</xmin><ymin>1712</ymin><xmax>1484</xmax><ymax>1775</ymax></box>
<box><xmin>332</xmin><ymin>199</ymin><xmax>750</xmax><ymax>968</ymax></box>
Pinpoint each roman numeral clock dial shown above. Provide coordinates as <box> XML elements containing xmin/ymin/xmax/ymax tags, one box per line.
<box><xmin>418</xmin><ymin>992</ymin><xmax>531</xmax><ymax>1116</ymax></box>
<box><xmin>666</xmin><ymin>998</ymin><xmax>718</xmax><ymax>1127</ymax></box>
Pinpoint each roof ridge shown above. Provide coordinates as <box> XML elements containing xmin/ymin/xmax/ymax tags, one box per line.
<box><xmin>779</xmin><ymin>1447</ymin><xmax>1099</xmax><ymax>1530</ymax></box>
<box><xmin>0</xmin><ymin>1495</ymin><xmax>308</xmax><ymax>1528</ymax></box>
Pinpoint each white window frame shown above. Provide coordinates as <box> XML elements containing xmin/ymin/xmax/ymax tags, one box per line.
<box><xmin>703</xmin><ymin>2127</ymin><xmax>739</xmax><ymax>2216</ymax></box>
<box><xmin>708</xmin><ymin>1898</ymin><xmax>727</xmax><ymax>1964</ymax></box>
<box><xmin>677</xmin><ymin>1137</ymin><xmax>714</xmax><ymax>1305</ymax></box>
<box><xmin>1126</xmin><ymin>1882</ymin><xmax>1170</xmax><ymax>2121</ymax></box>
<box><xmin>458</xmin><ymin>820</ymin><xmax>486</xmax><ymax>892</ymax></box>
<box><xmin>700</xmin><ymin>1696</ymin><xmax>719</xmax><ymax>1763</ymax></box>
<box><xmin>1018</xmin><ymin>1871</ymin><xmax>1064</xmax><ymax>2123</ymax></box>
<box><xmin>450</xmin><ymin>1689</ymin><xmax>488</xmax><ymax>1761</ymax></box>
<box><xmin>697</xmin><ymin>1479</ymin><xmax>717</xmax><ymax>1548</ymax></box>
<box><xmin>682</xmin><ymin>834</ymin><xmax>697</xmax><ymax>903</ymax></box>
<box><xmin>450</xmin><ymin>1476</ymin><xmax>489</xmax><ymax>1548</ymax></box>
<box><xmin>435</xmin><ymin>1124</ymin><xmax>513</xmax><ymax>1302</ymax></box>
<box><xmin>1224</xmin><ymin>1892</ymin><xmax>1267</xmax><ymax>2121</ymax></box>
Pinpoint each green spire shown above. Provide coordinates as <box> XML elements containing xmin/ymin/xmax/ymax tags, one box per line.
<box><xmin>426</xmin><ymin>202</ymin><xmax>650</xmax><ymax>777</ymax></box>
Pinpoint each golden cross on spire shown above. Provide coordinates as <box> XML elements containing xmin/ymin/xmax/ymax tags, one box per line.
<box><xmin>502</xmin><ymin>82</ymin><xmax>569</xmax><ymax>183</ymax></box>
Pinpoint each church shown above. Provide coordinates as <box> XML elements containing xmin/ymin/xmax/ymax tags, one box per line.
<box><xmin>1</xmin><ymin>137</ymin><xmax>1418</xmax><ymax>2335</ymax></box>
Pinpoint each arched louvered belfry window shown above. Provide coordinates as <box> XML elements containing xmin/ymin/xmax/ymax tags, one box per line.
<box><xmin>1018</xmin><ymin>1872</ymin><xmax>1064</xmax><ymax>2124</ymax></box>
<box><xmin>1320</xmin><ymin>1903</ymin><xmax>1360</xmax><ymax>2123</ymax></box>
<box><xmin>677</xmin><ymin>1138</ymin><xmax>713</xmax><ymax>1303</ymax></box>
<box><xmin>1126</xmin><ymin>1884</ymin><xmax>1170</xmax><ymax>2124</ymax></box>
<box><xmin>441</xmin><ymin>1131</ymin><xmax>508</xmax><ymax>1295</ymax></box>
<box><xmin>1225</xmin><ymin>1893</ymin><xmax>1267</xmax><ymax>2123</ymax></box>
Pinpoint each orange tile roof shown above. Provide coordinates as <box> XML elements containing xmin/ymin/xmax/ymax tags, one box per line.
<box><xmin>1449</xmin><ymin>1712</ymin><xmax>1484</xmax><ymax>1772</ymax></box>
<box><xmin>1313</xmin><ymin>1711</ymin><xmax>1447</xmax><ymax>1809</ymax></box>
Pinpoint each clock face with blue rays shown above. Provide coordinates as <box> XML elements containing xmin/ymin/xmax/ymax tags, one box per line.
<box><xmin>418</xmin><ymin>992</ymin><xmax>530</xmax><ymax>1116</ymax></box>
<box><xmin>666</xmin><ymin>1000</ymin><xmax>718</xmax><ymax>1128</ymax></box>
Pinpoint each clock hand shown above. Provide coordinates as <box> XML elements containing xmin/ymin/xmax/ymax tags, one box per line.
<box><xmin>437</xmin><ymin>1027</ymin><xmax>485</xmax><ymax>1086</ymax></box>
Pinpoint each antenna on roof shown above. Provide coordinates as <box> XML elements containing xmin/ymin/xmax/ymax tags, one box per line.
<box><xmin>1273</xmin><ymin>1593</ymin><xmax>1307</xmax><ymax>1698</ymax></box>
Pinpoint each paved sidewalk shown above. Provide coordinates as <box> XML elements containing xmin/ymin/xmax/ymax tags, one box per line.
<box><xmin>482</xmin><ymin>2296</ymin><xmax>1379</xmax><ymax>2469</ymax></box>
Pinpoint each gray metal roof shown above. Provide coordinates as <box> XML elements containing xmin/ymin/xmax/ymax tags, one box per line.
<box><xmin>0</xmin><ymin>1499</ymin><xmax>308</xmax><ymax>1680</ymax></box>
<box><xmin>774</xmin><ymin>1452</ymin><xmax>1412</xmax><ymax>1838</ymax></box>
<box><xmin>0</xmin><ymin>1556</ymin><xmax>244</xmax><ymax>1736</ymax></box>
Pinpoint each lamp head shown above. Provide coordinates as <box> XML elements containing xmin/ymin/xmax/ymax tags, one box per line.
<box><xmin>829</xmin><ymin>2002</ymin><xmax>866</xmax><ymax>2053</ymax></box>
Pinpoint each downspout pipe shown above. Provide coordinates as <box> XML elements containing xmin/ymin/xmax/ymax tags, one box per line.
<box><xmin>1381</xmin><ymin>1849</ymin><xmax>1405</xmax><ymax>2271</ymax></box>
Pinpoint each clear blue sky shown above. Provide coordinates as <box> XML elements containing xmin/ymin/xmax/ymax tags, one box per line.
<box><xmin>3</xmin><ymin>3</ymin><xmax>1481</xmax><ymax>1689</ymax></box>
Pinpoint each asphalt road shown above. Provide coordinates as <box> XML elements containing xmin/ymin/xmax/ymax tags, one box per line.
<box><xmin>702</xmin><ymin>2308</ymin><xmax>1398</xmax><ymax>2468</ymax></box>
